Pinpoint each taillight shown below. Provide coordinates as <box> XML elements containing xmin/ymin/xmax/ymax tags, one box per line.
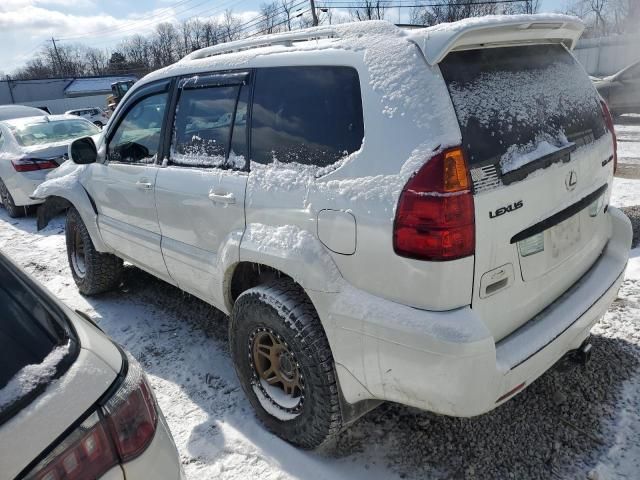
<box><xmin>600</xmin><ymin>99</ymin><xmax>617</xmax><ymax>173</ymax></box>
<box><xmin>393</xmin><ymin>146</ymin><xmax>475</xmax><ymax>261</ymax></box>
<box><xmin>25</xmin><ymin>354</ymin><xmax>157</xmax><ymax>480</ymax></box>
<box><xmin>103</xmin><ymin>357</ymin><xmax>158</xmax><ymax>461</ymax></box>
<box><xmin>11</xmin><ymin>158</ymin><xmax>59</xmax><ymax>172</ymax></box>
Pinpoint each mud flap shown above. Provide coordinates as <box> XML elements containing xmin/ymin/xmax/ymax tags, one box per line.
<box><xmin>36</xmin><ymin>196</ymin><xmax>71</xmax><ymax>231</ymax></box>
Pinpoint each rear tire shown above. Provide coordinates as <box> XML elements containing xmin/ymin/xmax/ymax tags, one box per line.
<box><xmin>0</xmin><ymin>178</ymin><xmax>24</xmax><ymax>218</ymax></box>
<box><xmin>229</xmin><ymin>279</ymin><xmax>342</xmax><ymax>449</ymax></box>
<box><xmin>66</xmin><ymin>207</ymin><xmax>123</xmax><ymax>295</ymax></box>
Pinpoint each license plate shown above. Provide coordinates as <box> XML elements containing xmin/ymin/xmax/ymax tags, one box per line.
<box><xmin>548</xmin><ymin>214</ymin><xmax>581</xmax><ymax>259</ymax></box>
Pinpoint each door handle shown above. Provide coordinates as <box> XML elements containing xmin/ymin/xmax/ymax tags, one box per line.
<box><xmin>136</xmin><ymin>179</ymin><xmax>153</xmax><ymax>190</ymax></box>
<box><xmin>208</xmin><ymin>191</ymin><xmax>236</xmax><ymax>204</ymax></box>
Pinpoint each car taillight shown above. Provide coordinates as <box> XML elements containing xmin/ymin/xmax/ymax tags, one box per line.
<box><xmin>11</xmin><ymin>158</ymin><xmax>59</xmax><ymax>172</ymax></box>
<box><xmin>600</xmin><ymin>99</ymin><xmax>617</xmax><ymax>173</ymax></box>
<box><xmin>24</xmin><ymin>354</ymin><xmax>157</xmax><ymax>480</ymax></box>
<box><xmin>393</xmin><ymin>146</ymin><xmax>475</xmax><ymax>261</ymax></box>
<box><xmin>103</xmin><ymin>356</ymin><xmax>158</xmax><ymax>461</ymax></box>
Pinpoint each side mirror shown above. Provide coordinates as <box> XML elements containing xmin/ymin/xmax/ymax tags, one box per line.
<box><xmin>70</xmin><ymin>137</ymin><xmax>97</xmax><ymax>165</ymax></box>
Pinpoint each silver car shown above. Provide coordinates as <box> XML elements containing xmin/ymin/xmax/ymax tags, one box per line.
<box><xmin>0</xmin><ymin>114</ymin><xmax>100</xmax><ymax>217</ymax></box>
<box><xmin>594</xmin><ymin>60</ymin><xmax>640</xmax><ymax>116</ymax></box>
<box><xmin>65</xmin><ymin>107</ymin><xmax>111</xmax><ymax>128</ymax></box>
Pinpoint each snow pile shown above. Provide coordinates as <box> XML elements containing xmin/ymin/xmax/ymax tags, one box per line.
<box><xmin>500</xmin><ymin>133</ymin><xmax>571</xmax><ymax>174</ymax></box>
<box><xmin>611</xmin><ymin>177</ymin><xmax>640</xmax><ymax>208</ymax></box>
<box><xmin>0</xmin><ymin>342</ymin><xmax>70</xmax><ymax>412</ymax></box>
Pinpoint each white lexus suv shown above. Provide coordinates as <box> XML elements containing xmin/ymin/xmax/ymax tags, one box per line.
<box><xmin>34</xmin><ymin>15</ymin><xmax>632</xmax><ymax>449</ymax></box>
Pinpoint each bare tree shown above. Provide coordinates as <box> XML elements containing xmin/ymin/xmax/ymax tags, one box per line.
<box><xmin>281</xmin><ymin>0</ymin><xmax>296</xmax><ymax>30</ymax></box>
<box><xmin>350</xmin><ymin>0</ymin><xmax>387</xmax><ymax>20</ymax></box>
<box><xmin>258</xmin><ymin>2</ymin><xmax>282</xmax><ymax>35</ymax></box>
<box><xmin>222</xmin><ymin>10</ymin><xmax>242</xmax><ymax>41</ymax></box>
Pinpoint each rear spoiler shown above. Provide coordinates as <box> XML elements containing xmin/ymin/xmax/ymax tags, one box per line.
<box><xmin>408</xmin><ymin>14</ymin><xmax>584</xmax><ymax>65</ymax></box>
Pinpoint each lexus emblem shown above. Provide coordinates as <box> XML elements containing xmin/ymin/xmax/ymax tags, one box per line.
<box><xmin>565</xmin><ymin>170</ymin><xmax>578</xmax><ymax>191</ymax></box>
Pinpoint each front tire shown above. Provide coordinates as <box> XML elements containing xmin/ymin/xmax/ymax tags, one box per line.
<box><xmin>230</xmin><ymin>280</ymin><xmax>342</xmax><ymax>449</ymax></box>
<box><xmin>0</xmin><ymin>178</ymin><xmax>24</xmax><ymax>218</ymax></box>
<box><xmin>66</xmin><ymin>207</ymin><xmax>123</xmax><ymax>295</ymax></box>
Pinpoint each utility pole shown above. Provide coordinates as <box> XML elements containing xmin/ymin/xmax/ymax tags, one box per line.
<box><xmin>50</xmin><ymin>37</ymin><xmax>63</xmax><ymax>76</ymax></box>
<box><xmin>6</xmin><ymin>75</ymin><xmax>15</xmax><ymax>104</ymax></box>
<box><xmin>309</xmin><ymin>0</ymin><xmax>319</xmax><ymax>26</ymax></box>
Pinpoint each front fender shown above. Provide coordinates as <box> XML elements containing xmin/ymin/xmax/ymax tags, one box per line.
<box><xmin>237</xmin><ymin>223</ymin><xmax>343</xmax><ymax>294</ymax></box>
<box><xmin>32</xmin><ymin>163</ymin><xmax>111</xmax><ymax>253</ymax></box>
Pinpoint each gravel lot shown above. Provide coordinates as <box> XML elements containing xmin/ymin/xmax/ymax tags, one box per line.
<box><xmin>0</xmin><ymin>117</ymin><xmax>639</xmax><ymax>480</ymax></box>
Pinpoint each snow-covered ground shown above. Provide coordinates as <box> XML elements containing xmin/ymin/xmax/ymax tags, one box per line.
<box><xmin>616</xmin><ymin>116</ymin><xmax>640</xmax><ymax>165</ymax></box>
<box><xmin>0</xmin><ymin>118</ymin><xmax>639</xmax><ymax>479</ymax></box>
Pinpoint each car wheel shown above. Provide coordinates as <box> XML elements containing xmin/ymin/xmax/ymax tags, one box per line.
<box><xmin>0</xmin><ymin>178</ymin><xmax>24</xmax><ymax>218</ymax></box>
<box><xmin>230</xmin><ymin>279</ymin><xmax>342</xmax><ymax>449</ymax></box>
<box><xmin>66</xmin><ymin>207</ymin><xmax>123</xmax><ymax>295</ymax></box>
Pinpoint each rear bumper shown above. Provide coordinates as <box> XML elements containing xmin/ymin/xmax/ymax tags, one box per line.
<box><xmin>321</xmin><ymin>207</ymin><xmax>631</xmax><ymax>416</ymax></box>
<box><xmin>4</xmin><ymin>171</ymin><xmax>46</xmax><ymax>206</ymax></box>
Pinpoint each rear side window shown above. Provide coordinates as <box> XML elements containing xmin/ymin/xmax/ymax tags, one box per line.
<box><xmin>0</xmin><ymin>258</ymin><xmax>76</xmax><ymax>425</ymax></box>
<box><xmin>170</xmin><ymin>83</ymin><xmax>248</xmax><ymax>170</ymax></box>
<box><xmin>439</xmin><ymin>45</ymin><xmax>607</xmax><ymax>171</ymax></box>
<box><xmin>251</xmin><ymin>66</ymin><xmax>364</xmax><ymax>167</ymax></box>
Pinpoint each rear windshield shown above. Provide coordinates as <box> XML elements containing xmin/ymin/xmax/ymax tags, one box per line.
<box><xmin>0</xmin><ymin>257</ymin><xmax>76</xmax><ymax>424</ymax></box>
<box><xmin>440</xmin><ymin>44</ymin><xmax>607</xmax><ymax>172</ymax></box>
<box><xmin>9</xmin><ymin>119</ymin><xmax>100</xmax><ymax>147</ymax></box>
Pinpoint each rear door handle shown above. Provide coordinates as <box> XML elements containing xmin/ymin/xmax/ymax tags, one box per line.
<box><xmin>136</xmin><ymin>179</ymin><xmax>153</xmax><ymax>190</ymax></box>
<box><xmin>208</xmin><ymin>191</ymin><xmax>236</xmax><ymax>204</ymax></box>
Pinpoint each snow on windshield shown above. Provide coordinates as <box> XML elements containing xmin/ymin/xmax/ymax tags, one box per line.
<box><xmin>9</xmin><ymin>119</ymin><xmax>100</xmax><ymax>147</ymax></box>
<box><xmin>0</xmin><ymin>342</ymin><xmax>70</xmax><ymax>413</ymax></box>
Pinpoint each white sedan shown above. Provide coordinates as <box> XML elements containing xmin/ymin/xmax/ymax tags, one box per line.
<box><xmin>0</xmin><ymin>114</ymin><xmax>100</xmax><ymax>217</ymax></box>
<box><xmin>0</xmin><ymin>251</ymin><xmax>184</xmax><ymax>480</ymax></box>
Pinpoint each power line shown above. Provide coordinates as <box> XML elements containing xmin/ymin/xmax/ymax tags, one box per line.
<box><xmin>322</xmin><ymin>0</ymin><xmax>533</xmax><ymax>4</ymax></box>
<box><xmin>58</xmin><ymin>0</ymin><xmax>206</xmax><ymax>40</ymax></box>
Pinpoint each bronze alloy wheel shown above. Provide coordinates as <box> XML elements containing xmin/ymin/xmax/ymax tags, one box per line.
<box><xmin>249</xmin><ymin>327</ymin><xmax>304</xmax><ymax>414</ymax></box>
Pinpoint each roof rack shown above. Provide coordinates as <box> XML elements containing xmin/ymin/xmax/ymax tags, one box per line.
<box><xmin>182</xmin><ymin>27</ymin><xmax>339</xmax><ymax>62</ymax></box>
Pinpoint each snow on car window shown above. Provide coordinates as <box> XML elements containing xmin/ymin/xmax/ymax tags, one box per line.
<box><xmin>171</xmin><ymin>85</ymin><xmax>240</xmax><ymax>169</ymax></box>
<box><xmin>9</xmin><ymin>119</ymin><xmax>99</xmax><ymax>147</ymax></box>
<box><xmin>440</xmin><ymin>44</ymin><xmax>607</xmax><ymax>173</ymax></box>
<box><xmin>0</xmin><ymin>342</ymin><xmax>70</xmax><ymax>413</ymax></box>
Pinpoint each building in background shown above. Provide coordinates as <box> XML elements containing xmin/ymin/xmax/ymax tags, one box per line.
<box><xmin>573</xmin><ymin>33</ymin><xmax>640</xmax><ymax>77</ymax></box>
<box><xmin>0</xmin><ymin>75</ymin><xmax>137</xmax><ymax>114</ymax></box>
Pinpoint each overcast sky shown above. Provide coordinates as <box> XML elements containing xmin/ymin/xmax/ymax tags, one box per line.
<box><xmin>0</xmin><ymin>0</ymin><xmax>567</xmax><ymax>75</ymax></box>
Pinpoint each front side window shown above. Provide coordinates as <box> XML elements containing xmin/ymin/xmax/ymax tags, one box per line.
<box><xmin>108</xmin><ymin>92</ymin><xmax>167</xmax><ymax>164</ymax></box>
<box><xmin>171</xmin><ymin>84</ymin><xmax>246</xmax><ymax>169</ymax></box>
<box><xmin>251</xmin><ymin>66</ymin><xmax>364</xmax><ymax>168</ymax></box>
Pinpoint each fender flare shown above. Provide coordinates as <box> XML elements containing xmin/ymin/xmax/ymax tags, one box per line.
<box><xmin>33</xmin><ymin>173</ymin><xmax>111</xmax><ymax>253</ymax></box>
<box><xmin>223</xmin><ymin>223</ymin><xmax>343</xmax><ymax>311</ymax></box>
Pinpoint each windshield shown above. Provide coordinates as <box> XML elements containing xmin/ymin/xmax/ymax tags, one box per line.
<box><xmin>0</xmin><ymin>255</ymin><xmax>76</xmax><ymax>425</ymax></box>
<box><xmin>439</xmin><ymin>44</ymin><xmax>607</xmax><ymax>171</ymax></box>
<box><xmin>9</xmin><ymin>119</ymin><xmax>100</xmax><ymax>147</ymax></box>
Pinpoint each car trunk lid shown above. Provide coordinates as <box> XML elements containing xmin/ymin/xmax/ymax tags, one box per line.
<box><xmin>438</xmin><ymin>43</ymin><xmax>614</xmax><ymax>341</ymax></box>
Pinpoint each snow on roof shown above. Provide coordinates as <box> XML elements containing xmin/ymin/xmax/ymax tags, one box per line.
<box><xmin>64</xmin><ymin>76</ymin><xmax>136</xmax><ymax>97</ymax></box>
